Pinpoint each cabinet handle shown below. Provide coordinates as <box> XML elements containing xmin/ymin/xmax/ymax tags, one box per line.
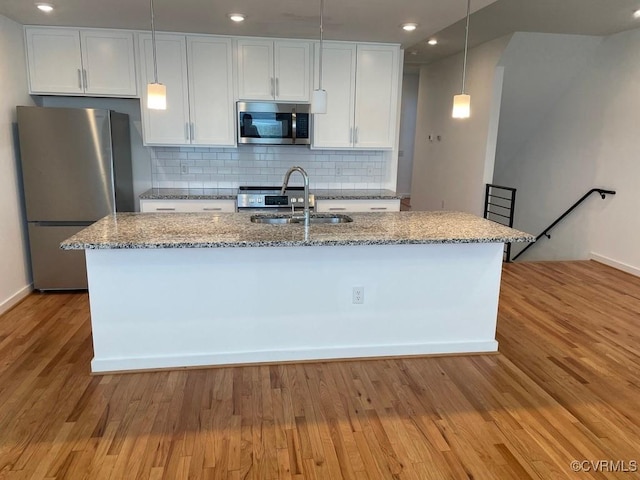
<box><xmin>82</xmin><ymin>69</ymin><xmax>88</xmax><ymax>89</ymax></box>
<box><xmin>156</xmin><ymin>208</ymin><xmax>176</xmax><ymax>211</ymax></box>
<box><xmin>329</xmin><ymin>207</ymin><xmax>347</xmax><ymax>211</ymax></box>
<box><xmin>370</xmin><ymin>207</ymin><xmax>388</xmax><ymax>211</ymax></box>
<box><xmin>77</xmin><ymin>69</ymin><xmax>83</xmax><ymax>89</ymax></box>
<box><xmin>275</xmin><ymin>78</ymin><xmax>279</xmax><ymax>97</ymax></box>
<box><xmin>202</xmin><ymin>207</ymin><xmax>222</xmax><ymax>211</ymax></box>
<box><xmin>355</xmin><ymin>127</ymin><xmax>359</xmax><ymax>144</ymax></box>
<box><xmin>190</xmin><ymin>123</ymin><xmax>195</xmax><ymax>140</ymax></box>
<box><xmin>185</xmin><ymin>123</ymin><xmax>190</xmax><ymax>140</ymax></box>
<box><xmin>270</xmin><ymin>77</ymin><xmax>275</xmax><ymax>97</ymax></box>
<box><xmin>349</xmin><ymin>127</ymin><xmax>353</xmax><ymax>144</ymax></box>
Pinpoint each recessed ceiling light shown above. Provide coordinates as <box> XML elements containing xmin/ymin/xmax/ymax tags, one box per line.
<box><xmin>36</xmin><ymin>3</ymin><xmax>54</xmax><ymax>13</ymax></box>
<box><xmin>634</xmin><ymin>9</ymin><xmax>640</xmax><ymax>18</ymax></box>
<box><xmin>229</xmin><ymin>13</ymin><xmax>246</xmax><ymax>22</ymax></box>
<box><xmin>402</xmin><ymin>23</ymin><xmax>418</xmax><ymax>32</ymax></box>
<box><xmin>427</xmin><ymin>38</ymin><xmax>438</xmax><ymax>46</ymax></box>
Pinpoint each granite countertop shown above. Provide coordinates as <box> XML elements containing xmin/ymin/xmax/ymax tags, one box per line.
<box><xmin>139</xmin><ymin>188</ymin><xmax>238</xmax><ymax>200</ymax></box>
<box><xmin>312</xmin><ymin>189</ymin><xmax>401</xmax><ymax>200</ymax></box>
<box><xmin>61</xmin><ymin>211</ymin><xmax>534</xmax><ymax>250</ymax></box>
<box><xmin>139</xmin><ymin>188</ymin><xmax>401</xmax><ymax>200</ymax></box>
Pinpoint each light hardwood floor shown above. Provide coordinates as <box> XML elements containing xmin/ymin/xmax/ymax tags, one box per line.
<box><xmin>0</xmin><ymin>261</ymin><xmax>638</xmax><ymax>479</ymax></box>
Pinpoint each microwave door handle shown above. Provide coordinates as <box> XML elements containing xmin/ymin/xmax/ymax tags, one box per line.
<box><xmin>291</xmin><ymin>110</ymin><xmax>297</xmax><ymax>145</ymax></box>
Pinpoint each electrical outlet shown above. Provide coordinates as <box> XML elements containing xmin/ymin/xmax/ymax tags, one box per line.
<box><xmin>180</xmin><ymin>163</ymin><xmax>189</xmax><ymax>175</ymax></box>
<box><xmin>352</xmin><ymin>286</ymin><xmax>364</xmax><ymax>304</ymax></box>
<box><xmin>335</xmin><ymin>167</ymin><xmax>342</xmax><ymax>176</ymax></box>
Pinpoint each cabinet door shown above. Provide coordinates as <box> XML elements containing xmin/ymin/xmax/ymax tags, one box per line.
<box><xmin>81</xmin><ymin>30</ymin><xmax>137</xmax><ymax>96</ymax></box>
<box><xmin>312</xmin><ymin>43</ymin><xmax>356</xmax><ymax>149</ymax></box>
<box><xmin>354</xmin><ymin>45</ymin><xmax>399</xmax><ymax>149</ymax></box>
<box><xmin>315</xmin><ymin>199</ymin><xmax>400</xmax><ymax>212</ymax></box>
<box><xmin>187</xmin><ymin>36</ymin><xmax>235</xmax><ymax>146</ymax></box>
<box><xmin>140</xmin><ymin>199</ymin><xmax>236</xmax><ymax>212</ymax></box>
<box><xmin>25</xmin><ymin>27</ymin><xmax>83</xmax><ymax>94</ymax></box>
<box><xmin>274</xmin><ymin>41</ymin><xmax>311</xmax><ymax>102</ymax></box>
<box><xmin>139</xmin><ymin>33</ymin><xmax>190</xmax><ymax>145</ymax></box>
<box><xmin>236</xmin><ymin>39</ymin><xmax>274</xmax><ymax>100</ymax></box>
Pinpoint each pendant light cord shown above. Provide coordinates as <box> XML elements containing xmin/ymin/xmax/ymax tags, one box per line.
<box><xmin>319</xmin><ymin>0</ymin><xmax>324</xmax><ymax>90</ymax></box>
<box><xmin>150</xmin><ymin>0</ymin><xmax>159</xmax><ymax>84</ymax></box>
<box><xmin>461</xmin><ymin>0</ymin><xmax>470</xmax><ymax>93</ymax></box>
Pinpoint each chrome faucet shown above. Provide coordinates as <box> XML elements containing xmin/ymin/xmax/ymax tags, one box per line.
<box><xmin>281</xmin><ymin>166</ymin><xmax>310</xmax><ymax>228</ymax></box>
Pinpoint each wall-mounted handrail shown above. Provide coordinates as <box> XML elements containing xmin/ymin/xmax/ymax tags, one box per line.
<box><xmin>512</xmin><ymin>188</ymin><xmax>616</xmax><ymax>261</ymax></box>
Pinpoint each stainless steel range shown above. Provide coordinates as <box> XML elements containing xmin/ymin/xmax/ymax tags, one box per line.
<box><xmin>236</xmin><ymin>186</ymin><xmax>315</xmax><ymax>213</ymax></box>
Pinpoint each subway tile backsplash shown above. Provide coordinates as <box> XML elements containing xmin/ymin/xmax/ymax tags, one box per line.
<box><xmin>150</xmin><ymin>145</ymin><xmax>390</xmax><ymax>189</ymax></box>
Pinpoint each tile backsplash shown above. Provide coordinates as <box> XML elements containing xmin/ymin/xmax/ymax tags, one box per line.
<box><xmin>151</xmin><ymin>145</ymin><xmax>390</xmax><ymax>189</ymax></box>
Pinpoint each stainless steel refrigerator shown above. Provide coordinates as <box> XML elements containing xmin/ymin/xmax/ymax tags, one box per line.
<box><xmin>16</xmin><ymin>106</ymin><xmax>134</xmax><ymax>291</ymax></box>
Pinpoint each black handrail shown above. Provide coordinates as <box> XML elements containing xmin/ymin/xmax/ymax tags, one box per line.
<box><xmin>512</xmin><ymin>188</ymin><xmax>616</xmax><ymax>261</ymax></box>
<box><xmin>484</xmin><ymin>184</ymin><xmax>517</xmax><ymax>262</ymax></box>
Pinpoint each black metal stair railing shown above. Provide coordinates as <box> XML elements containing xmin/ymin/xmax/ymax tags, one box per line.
<box><xmin>483</xmin><ymin>184</ymin><xmax>517</xmax><ymax>262</ymax></box>
<box><xmin>512</xmin><ymin>188</ymin><xmax>616</xmax><ymax>261</ymax></box>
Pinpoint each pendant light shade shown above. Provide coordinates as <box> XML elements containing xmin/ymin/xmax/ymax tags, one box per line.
<box><xmin>452</xmin><ymin>0</ymin><xmax>471</xmax><ymax>119</ymax></box>
<box><xmin>311</xmin><ymin>0</ymin><xmax>328</xmax><ymax>114</ymax></box>
<box><xmin>147</xmin><ymin>0</ymin><xmax>166</xmax><ymax>110</ymax></box>
<box><xmin>452</xmin><ymin>94</ymin><xmax>470</xmax><ymax>119</ymax></box>
<box><xmin>147</xmin><ymin>83</ymin><xmax>167</xmax><ymax>110</ymax></box>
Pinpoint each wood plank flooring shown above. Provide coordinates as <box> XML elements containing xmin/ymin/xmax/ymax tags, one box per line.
<box><xmin>0</xmin><ymin>260</ymin><xmax>638</xmax><ymax>479</ymax></box>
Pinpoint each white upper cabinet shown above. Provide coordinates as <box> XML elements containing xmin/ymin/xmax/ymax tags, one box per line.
<box><xmin>139</xmin><ymin>33</ymin><xmax>191</xmax><ymax>145</ymax></box>
<box><xmin>237</xmin><ymin>39</ymin><xmax>311</xmax><ymax>102</ymax></box>
<box><xmin>187</xmin><ymin>36</ymin><xmax>235</xmax><ymax>146</ymax></box>
<box><xmin>138</xmin><ymin>34</ymin><xmax>235</xmax><ymax>147</ymax></box>
<box><xmin>353</xmin><ymin>45</ymin><xmax>400</xmax><ymax>149</ymax></box>
<box><xmin>312</xmin><ymin>43</ymin><xmax>357</xmax><ymax>149</ymax></box>
<box><xmin>25</xmin><ymin>27</ymin><xmax>137</xmax><ymax>96</ymax></box>
<box><xmin>313</xmin><ymin>42</ymin><xmax>400</xmax><ymax>150</ymax></box>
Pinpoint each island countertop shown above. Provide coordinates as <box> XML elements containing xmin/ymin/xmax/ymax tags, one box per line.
<box><xmin>61</xmin><ymin>211</ymin><xmax>534</xmax><ymax>250</ymax></box>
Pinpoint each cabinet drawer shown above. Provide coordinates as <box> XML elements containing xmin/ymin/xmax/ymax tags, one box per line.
<box><xmin>315</xmin><ymin>199</ymin><xmax>400</xmax><ymax>213</ymax></box>
<box><xmin>140</xmin><ymin>199</ymin><xmax>236</xmax><ymax>213</ymax></box>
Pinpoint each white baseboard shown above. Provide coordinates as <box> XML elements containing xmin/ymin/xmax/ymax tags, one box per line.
<box><xmin>91</xmin><ymin>340</ymin><xmax>499</xmax><ymax>373</ymax></box>
<box><xmin>590</xmin><ymin>253</ymin><xmax>640</xmax><ymax>278</ymax></box>
<box><xmin>0</xmin><ymin>284</ymin><xmax>33</xmax><ymax>317</ymax></box>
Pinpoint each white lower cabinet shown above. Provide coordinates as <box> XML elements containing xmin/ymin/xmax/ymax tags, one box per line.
<box><xmin>315</xmin><ymin>199</ymin><xmax>400</xmax><ymax>213</ymax></box>
<box><xmin>140</xmin><ymin>199</ymin><xmax>236</xmax><ymax>213</ymax></box>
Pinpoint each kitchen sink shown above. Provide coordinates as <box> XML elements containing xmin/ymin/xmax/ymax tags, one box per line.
<box><xmin>250</xmin><ymin>213</ymin><xmax>353</xmax><ymax>224</ymax></box>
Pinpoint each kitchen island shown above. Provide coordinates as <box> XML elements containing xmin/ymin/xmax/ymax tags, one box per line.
<box><xmin>62</xmin><ymin>211</ymin><xmax>533</xmax><ymax>373</ymax></box>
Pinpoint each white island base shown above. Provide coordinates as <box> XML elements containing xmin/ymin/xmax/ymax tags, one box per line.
<box><xmin>86</xmin><ymin>242</ymin><xmax>504</xmax><ymax>373</ymax></box>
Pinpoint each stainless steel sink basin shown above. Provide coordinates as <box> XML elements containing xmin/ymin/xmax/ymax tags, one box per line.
<box><xmin>250</xmin><ymin>213</ymin><xmax>353</xmax><ymax>225</ymax></box>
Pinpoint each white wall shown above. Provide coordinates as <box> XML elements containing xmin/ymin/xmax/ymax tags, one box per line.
<box><xmin>493</xmin><ymin>28</ymin><xmax>640</xmax><ymax>274</ymax></box>
<box><xmin>0</xmin><ymin>15</ymin><xmax>34</xmax><ymax>313</ymax></box>
<box><xmin>411</xmin><ymin>35</ymin><xmax>511</xmax><ymax>215</ymax></box>
<box><xmin>396</xmin><ymin>73</ymin><xmax>419</xmax><ymax>196</ymax></box>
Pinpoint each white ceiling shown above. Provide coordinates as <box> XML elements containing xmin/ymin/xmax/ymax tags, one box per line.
<box><xmin>406</xmin><ymin>0</ymin><xmax>640</xmax><ymax>65</ymax></box>
<box><xmin>2</xmin><ymin>0</ymin><xmax>639</xmax><ymax>65</ymax></box>
<box><xmin>0</xmin><ymin>0</ymin><xmax>496</xmax><ymax>48</ymax></box>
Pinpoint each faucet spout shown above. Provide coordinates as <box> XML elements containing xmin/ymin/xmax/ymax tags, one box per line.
<box><xmin>281</xmin><ymin>166</ymin><xmax>310</xmax><ymax>228</ymax></box>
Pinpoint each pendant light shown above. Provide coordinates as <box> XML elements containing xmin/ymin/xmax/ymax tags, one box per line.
<box><xmin>452</xmin><ymin>0</ymin><xmax>471</xmax><ymax>119</ymax></box>
<box><xmin>311</xmin><ymin>0</ymin><xmax>327</xmax><ymax>114</ymax></box>
<box><xmin>147</xmin><ymin>0</ymin><xmax>166</xmax><ymax>110</ymax></box>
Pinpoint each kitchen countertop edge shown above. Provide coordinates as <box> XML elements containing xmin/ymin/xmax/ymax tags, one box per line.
<box><xmin>61</xmin><ymin>212</ymin><xmax>534</xmax><ymax>250</ymax></box>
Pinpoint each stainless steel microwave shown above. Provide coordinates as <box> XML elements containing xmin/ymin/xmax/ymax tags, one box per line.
<box><xmin>237</xmin><ymin>102</ymin><xmax>310</xmax><ymax>145</ymax></box>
